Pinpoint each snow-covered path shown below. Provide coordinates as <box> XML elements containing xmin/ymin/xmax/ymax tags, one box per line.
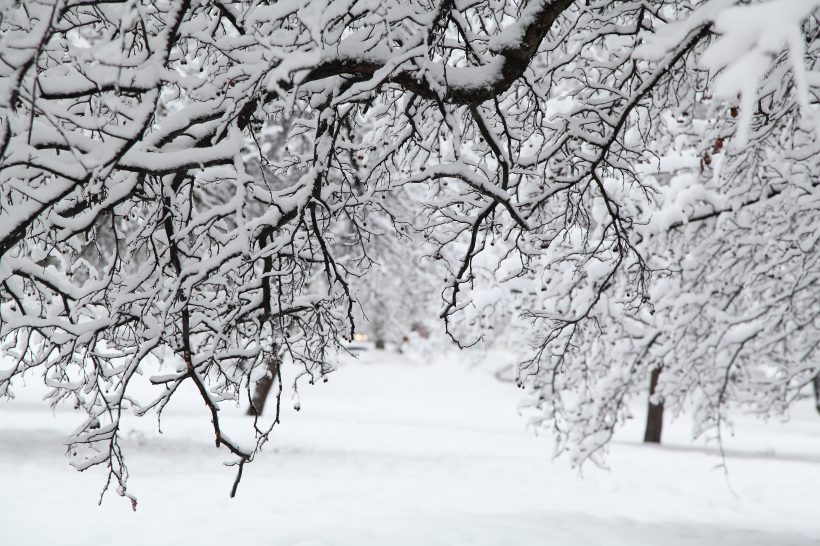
<box><xmin>1</xmin><ymin>348</ymin><xmax>819</xmax><ymax>545</ymax></box>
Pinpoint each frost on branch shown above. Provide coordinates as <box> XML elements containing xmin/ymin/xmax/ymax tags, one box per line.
<box><xmin>2</xmin><ymin>0</ymin><xmax>820</xmax><ymax>501</ymax></box>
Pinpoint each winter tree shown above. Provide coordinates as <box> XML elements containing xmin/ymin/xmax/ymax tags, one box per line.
<box><xmin>2</xmin><ymin>0</ymin><xmax>820</xmax><ymax>503</ymax></box>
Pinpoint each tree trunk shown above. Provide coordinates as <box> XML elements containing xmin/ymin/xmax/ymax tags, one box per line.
<box><xmin>373</xmin><ymin>308</ymin><xmax>386</xmax><ymax>349</ymax></box>
<box><xmin>246</xmin><ymin>355</ymin><xmax>279</xmax><ymax>416</ymax></box>
<box><xmin>644</xmin><ymin>365</ymin><xmax>664</xmax><ymax>443</ymax></box>
<box><xmin>813</xmin><ymin>373</ymin><xmax>820</xmax><ymax>416</ymax></box>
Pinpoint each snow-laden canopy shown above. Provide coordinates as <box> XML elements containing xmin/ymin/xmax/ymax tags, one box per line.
<box><xmin>2</xmin><ymin>0</ymin><xmax>820</xmax><ymax>500</ymax></box>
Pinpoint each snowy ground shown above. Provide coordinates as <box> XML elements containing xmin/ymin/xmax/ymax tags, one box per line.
<box><xmin>2</xmin><ymin>346</ymin><xmax>819</xmax><ymax>545</ymax></box>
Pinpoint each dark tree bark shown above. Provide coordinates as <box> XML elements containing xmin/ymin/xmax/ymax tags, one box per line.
<box><xmin>246</xmin><ymin>355</ymin><xmax>280</xmax><ymax>416</ymax></box>
<box><xmin>813</xmin><ymin>373</ymin><xmax>820</xmax><ymax>416</ymax></box>
<box><xmin>644</xmin><ymin>365</ymin><xmax>664</xmax><ymax>443</ymax></box>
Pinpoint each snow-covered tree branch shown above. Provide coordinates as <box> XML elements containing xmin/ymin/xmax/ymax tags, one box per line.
<box><xmin>2</xmin><ymin>0</ymin><xmax>820</xmax><ymax>503</ymax></box>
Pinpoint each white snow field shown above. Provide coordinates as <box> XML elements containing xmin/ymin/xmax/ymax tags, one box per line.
<box><xmin>2</xmin><ymin>347</ymin><xmax>819</xmax><ymax>546</ymax></box>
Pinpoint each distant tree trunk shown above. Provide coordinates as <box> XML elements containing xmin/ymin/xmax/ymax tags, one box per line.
<box><xmin>246</xmin><ymin>355</ymin><xmax>280</xmax><ymax>416</ymax></box>
<box><xmin>644</xmin><ymin>365</ymin><xmax>664</xmax><ymax>443</ymax></box>
<box><xmin>373</xmin><ymin>307</ymin><xmax>386</xmax><ymax>349</ymax></box>
<box><xmin>813</xmin><ymin>373</ymin><xmax>820</xmax><ymax>416</ymax></box>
